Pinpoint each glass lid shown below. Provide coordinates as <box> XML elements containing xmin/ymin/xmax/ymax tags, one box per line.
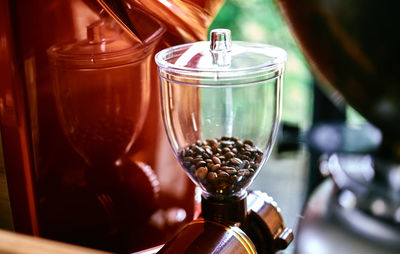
<box><xmin>48</xmin><ymin>17</ymin><xmax>165</xmax><ymax>68</ymax></box>
<box><xmin>155</xmin><ymin>29</ymin><xmax>287</xmax><ymax>85</ymax></box>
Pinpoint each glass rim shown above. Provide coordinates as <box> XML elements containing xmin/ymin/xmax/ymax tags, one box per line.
<box><xmin>155</xmin><ymin>41</ymin><xmax>287</xmax><ymax>83</ymax></box>
<box><xmin>47</xmin><ymin>20</ymin><xmax>166</xmax><ymax>68</ymax></box>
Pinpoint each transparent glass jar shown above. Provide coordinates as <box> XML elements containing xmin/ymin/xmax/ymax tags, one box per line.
<box><xmin>156</xmin><ymin>29</ymin><xmax>287</xmax><ymax>201</ymax></box>
<box><xmin>48</xmin><ymin>18</ymin><xmax>164</xmax><ymax>166</ymax></box>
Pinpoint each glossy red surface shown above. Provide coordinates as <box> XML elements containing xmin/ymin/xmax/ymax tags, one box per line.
<box><xmin>0</xmin><ymin>0</ymin><xmax>38</xmax><ymax>235</ymax></box>
<box><xmin>0</xmin><ymin>0</ymin><xmax>222</xmax><ymax>252</ymax></box>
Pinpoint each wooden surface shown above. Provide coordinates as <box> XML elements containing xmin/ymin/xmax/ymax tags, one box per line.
<box><xmin>0</xmin><ymin>230</ymin><xmax>110</xmax><ymax>254</ymax></box>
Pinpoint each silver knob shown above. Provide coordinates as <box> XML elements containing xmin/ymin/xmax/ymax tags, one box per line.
<box><xmin>210</xmin><ymin>29</ymin><xmax>232</xmax><ymax>52</ymax></box>
<box><xmin>209</xmin><ymin>29</ymin><xmax>232</xmax><ymax>67</ymax></box>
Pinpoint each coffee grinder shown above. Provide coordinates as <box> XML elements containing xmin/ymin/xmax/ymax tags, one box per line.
<box><xmin>154</xmin><ymin>29</ymin><xmax>293</xmax><ymax>253</ymax></box>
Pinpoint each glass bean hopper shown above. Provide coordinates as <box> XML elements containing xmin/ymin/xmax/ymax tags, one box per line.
<box><xmin>156</xmin><ymin>29</ymin><xmax>287</xmax><ymax>223</ymax></box>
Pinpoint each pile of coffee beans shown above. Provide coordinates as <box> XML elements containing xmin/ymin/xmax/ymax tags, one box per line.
<box><xmin>179</xmin><ymin>136</ymin><xmax>263</xmax><ymax>196</ymax></box>
<box><xmin>71</xmin><ymin>117</ymin><xmax>134</xmax><ymax>164</ymax></box>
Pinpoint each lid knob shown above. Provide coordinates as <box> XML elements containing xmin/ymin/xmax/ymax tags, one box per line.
<box><xmin>210</xmin><ymin>29</ymin><xmax>232</xmax><ymax>52</ymax></box>
<box><xmin>87</xmin><ymin>20</ymin><xmax>106</xmax><ymax>45</ymax></box>
<box><xmin>210</xmin><ymin>29</ymin><xmax>232</xmax><ymax>67</ymax></box>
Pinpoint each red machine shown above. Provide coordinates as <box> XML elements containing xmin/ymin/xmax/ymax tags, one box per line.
<box><xmin>0</xmin><ymin>0</ymin><xmax>222</xmax><ymax>252</ymax></box>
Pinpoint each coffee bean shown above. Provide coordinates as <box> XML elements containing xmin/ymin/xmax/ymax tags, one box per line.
<box><xmin>221</xmin><ymin>140</ymin><xmax>234</xmax><ymax>146</ymax></box>
<box><xmin>212</xmin><ymin>156</ymin><xmax>221</xmax><ymax>164</ymax></box>
<box><xmin>243</xmin><ymin>151</ymin><xmax>252</xmax><ymax>158</ymax></box>
<box><xmin>245</xmin><ymin>144</ymin><xmax>256</xmax><ymax>152</ymax></box>
<box><xmin>202</xmin><ymin>152</ymin><xmax>211</xmax><ymax>159</ymax></box>
<box><xmin>194</xmin><ymin>145</ymin><xmax>205</xmax><ymax>154</ymax></box>
<box><xmin>207</xmin><ymin>172</ymin><xmax>218</xmax><ymax>183</ymax></box>
<box><xmin>215</xmin><ymin>148</ymin><xmax>222</xmax><ymax>154</ymax></box>
<box><xmin>226</xmin><ymin>168</ymin><xmax>237</xmax><ymax>175</ymax></box>
<box><xmin>193</xmin><ymin>157</ymin><xmax>202</xmax><ymax>164</ymax></box>
<box><xmin>179</xmin><ymin>136</ymin><xmax>263</xmax><ymax>196</ymax></box>
<box><xmin>205</xmin><ymin>148</ymin><xmax>213</xmax><ymax>156</ymax></box>
<box><xmin>207</xmin><ymin>139</ymin><xmax>218</xmax><ymax>146</ymax></box>
<box><xmin>217</xmin><ymin>171</ymin><xmax>230</xmax><ymax>181</ymax></box>
<box><xmin>211</xmin><ymin>164</ymin><xmax>220</xmax><ymax>172</ymax></box>
<box><xmin>240</xmin><ymin>160</ymin><xmax>249</xmax><ymax>169</ymax></box>
<box><xmin>196</xmin><ymin>167</ymin><xmax>208</xmax><ymax>179</ymax></box>
<box><xmin>225</xmin><ymin>152</ymin><xmax>234</xmax><ymax>159</ymax></box>
<box><xmin>183</xmin><ymin>156</ymin><xmax>193</xmax><ymax>162</ymax></box>
<box><xmin>220</xmin><ymin>166</ymin><xmax>229</xmax><ymax>171</ymax></box>
<box><xmin>230</xmin><ymin>158</ymin><xmax>242</xmax><ymax>166</ymax></box>
<box><xmin>222</xmin><ymin>147</ymin><xmax>231</xmax><ymax>154</ymax></box>
<box><xmin>196</xmin><ymin>160</ymin><xmax>206</xmax><ymax>167</ymax></box>
<box><xmin>244</xmin><ymin>139</ymin><xmax>253</xmax><ymax>146</ymax></box>
<box><xmin>238</xmin><ymin>169</ymin><xmax>248</xmax><ymax>176</ymax></box>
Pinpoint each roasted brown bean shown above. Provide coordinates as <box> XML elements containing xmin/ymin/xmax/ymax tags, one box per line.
<box><xmin>230</xmin><ymin>158</ymin><xmax>242</xmax><ymax>165</ymax></box>
<box><xmin>211</xmin><ymin>164</ymin><xmax>221</xmax><ymax>172</ymax></box>
<box><xmin>224</xmin><ymin>152</ymin><xmax>235</xmax><ymax>159</ymax></box>
<box><xmin>179</xmin><ymin>136</ymin><xmax>262</xmax><ymax>195</ymax></box>
<box><xmin>207</xmin><ymin>172</ymin><xmax>218</xmax><ymax>183</ymax></box>
<box><xmin>212</xmin><ymin>156</ymin><xmax>221</xmax><ymax>164</ymax></box>
<box><xmin>196</xmin><ymin>167</ymin><xmax>208</xmax><ymax>179</ymax></box>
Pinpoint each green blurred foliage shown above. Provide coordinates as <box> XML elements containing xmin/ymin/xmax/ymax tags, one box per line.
<box><xmin>209</xmin><ymin>0</ymin><xmax>313</xmax><ymax>128</ymax></box>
